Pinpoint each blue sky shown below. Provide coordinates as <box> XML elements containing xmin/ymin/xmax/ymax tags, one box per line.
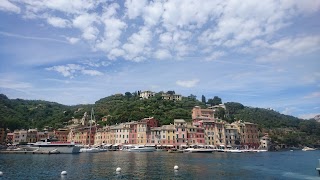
<box><xmin>0</xmin><ymin>0</ymin><xmax>319</xmax><ymax>119</ymax></box>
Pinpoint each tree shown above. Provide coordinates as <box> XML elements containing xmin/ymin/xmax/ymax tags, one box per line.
<box><xmin>125</xmin><ymin>92</ymin><xmax>132</xmax><ymax>99</ymax></box>
<box><xmin>215</xmin><ymin>107</ymin><xmax>225</xmax><ymax>120</ymax></box>
<box><xmin>207</xmin><ymin>96</ymin><xmax>222</xmax><ymax>106</ymax></box>
<box><xmin>167</xmin><ymin>91</ymin><xmax>175</xmax><ymax>95</ymax></box>
<box><xmin>201</xmin><ymin>95</ymin><xmax>206</xmax><ymax>104</ymax></box>
<box><xmin>188</xmin><ymin>94</ymin><xmax>197</xmax><ymax>100</ymax></box>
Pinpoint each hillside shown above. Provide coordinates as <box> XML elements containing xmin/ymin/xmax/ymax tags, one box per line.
<box><xmin>0</xmin><ymin>93</ymin><xmax>319</xmax><ymax>146</ymax></box>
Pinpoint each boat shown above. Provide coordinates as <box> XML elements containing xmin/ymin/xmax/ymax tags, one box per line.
<box><xmin>224</xmin><ymin>149</ymin><xmax>243</xmax><ymax>153</ymax></box>
<box><xmin>128</xmin><ymin>146</ymin><xmax>156</xmax><ymax>152</ymax></box>
<box><xmin>183</xmin><ymin>148</ymin><xmax>215</xmax><ymax>153</ymax></box>
<box><xmin>302</xmin><ymin>147</ymin><xmax>316</xmax><ymax>151</ymax></box>
<box><xmin>80</xmin><ymin>147</ymin><xmax>100</xmax><ymax>153</ymax></box>
<box><xmin>80</xmin><ymin>108</ymin><xmax>99</xmax><ymax>153</ymax></box>
<box><xmin>28</xmin><ymin>140</ymin><xmax>80</xmax><ymax>154</ymax></box>
<box><xmin>168</xmin><ymin>148</ymin><xmax>183</xmax><ymax>153</ymax></box>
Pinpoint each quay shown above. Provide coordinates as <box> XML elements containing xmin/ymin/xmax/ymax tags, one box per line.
<box><xmin>0</xmin><ymin>150</ymin><xmax>59</xmax><ymax>155</ymax></box>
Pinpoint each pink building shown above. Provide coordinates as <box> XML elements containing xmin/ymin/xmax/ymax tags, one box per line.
<box><xmin>174</xmin><ymin>119</ymin><xmax>188</xmax><ymax>149</ymax></box>
<box><xmin>129</xmin><ymin>122</ymin><xmax>137</xmax><ymax>144</ymax></box>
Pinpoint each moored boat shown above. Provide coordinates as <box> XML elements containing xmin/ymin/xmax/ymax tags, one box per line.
<box><xmin>128</xmin><ymin>146</ymin><xmax>156</xmax><ymax>152</ymax></box>
<box><xmin>183</xmin><ymin>148</ymin><xmax>215</xmax><ymax>153</ymax></box>
<box><xmin>29</xmin><ymin>140</ymin><xmax>80</xmax><ymax>154</ymax></box>
<box><xmin>302</xmin><ymin>147</ymin><xmax>316</xmax><ymax>151</ymax></box>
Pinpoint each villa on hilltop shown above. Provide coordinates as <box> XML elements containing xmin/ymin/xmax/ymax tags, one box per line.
<box><xmin>139</xmin><ymin>90</ymin><xmax>182</xmax><ymax>101</ymax></box>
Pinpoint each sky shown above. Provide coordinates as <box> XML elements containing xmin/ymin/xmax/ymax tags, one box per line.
<box><xmin>0</xmin><ymin>0</ymin><xmax>319</xmax><ymax>119</ymax></box>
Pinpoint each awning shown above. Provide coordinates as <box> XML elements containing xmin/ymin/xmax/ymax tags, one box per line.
<box><xmin>113</xmin><ymin>144</ymin><xmax>119</xmax><ymax>146</ymax></box>
<box><xmin>166</xmin><ymin>145</ymin><xmax>174</xmax><ymax>147</ymax></box>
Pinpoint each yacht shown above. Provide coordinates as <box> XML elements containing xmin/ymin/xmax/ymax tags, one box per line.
<box><xmin>128</xmin><ymin>146</ymin><xmax>156</xmax><ymax>152</ymax></box>
<box><xmin>79</xmin><ymin>147</ymin><xmax>100</xmax><ymax>153</ymax></box>
<box><xmin>27</xmin><ymin>140</ymin><xmax>80</xmax><ymax>154</ymax></box>
<box><xmin>302</xmin><ymin>147</ymin><xmax>316</xmax><ymax>151</ymax></box>
<box><xmin>183</xmin><ymin>148</ymin><xmax>215</xmax><ymax>153</ymax></box>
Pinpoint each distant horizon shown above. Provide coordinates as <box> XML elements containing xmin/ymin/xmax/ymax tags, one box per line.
<box><xmin>0</xmin><ymin>1</ymin><xmax>319</xmax><ymax>120</ymax></box>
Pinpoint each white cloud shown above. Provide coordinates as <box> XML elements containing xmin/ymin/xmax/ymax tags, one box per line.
<box><xmin>96</xmin><ymin>3</ymin><xmax>127</xmax><ymax>53</ymax></box>
<box><xmin>298</xmin><ymin>113</ymin><xmax>320</xmax><ymax>120</ymax></box>
<box><xmin>125</xmin><ymin>0</ymin><xmax>147</xmax><ymax>19</ymax></box>
<box><xmin>257</xmin><ymin>36</ymin><xmax>320</xmax><ymax>62</ymax></box>
<box><xmin>122</xmin><ymin>27</ymin><xmax>152</xmax><ymax>62</ymax></box>
<box><xmin>154</xmin><ymin>49</ymin><xmax>172</xmax><ymax>60</ymax></box>
<box><xmin>73</xmin><ymin>13</ymin><xmax>100</xmax><ymax>41</ymax></box>
<box><xmin>47</xmin><ymin>16</ymin><xmax>70</xmax><ymax>28</ymax></box>
<box><xmin>81</xmin><ymin>69</ymin><xmax>103</xmax><ymax>76</ymax></box>
<box><xmin>281</xmin><ymin>107</ymin><xmax>296</xmax><ymax>116</ymax></box>
<box><xmin>176</xmin><ymin>79</ymin><xmax>199</xmax><ymax>88</ymax></box>
<box><xmin>21</xmin><ymin>0</ymin><xmax>103</xmax><ymax>15</ymax></box>
<box><xmin>66</xmin><ymin>37</ymin><xmax>80</xmax><ymax>44</ymax></box>
<box><xmin>0</xmin><ymin>0</ymin><xmax>20</xmax><ymax>13</ymax></box>
<box><xmin>205</xmin><ymin>51</ymin><xmax>225</xmax><ymax>61</ymax></box>
<box><xmin>142</xmin><ymin>1</ymin><xmax>163</xmax><ymax>27</ymax></box>
<box><xmin>46</xmin><ymin>64</ymin><xmax>83</xmax><ymax>78</ymax></box>
<box><xmin>45</xmin><ymin>64</ymin><xmax>103</xmax><ymax>78</ymax></box>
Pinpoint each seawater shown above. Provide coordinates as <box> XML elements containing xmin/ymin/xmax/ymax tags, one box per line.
<box><xmin>0</xmin><ymin>150</ymin><xmax>319</xmax><ymax>180</ymax></box>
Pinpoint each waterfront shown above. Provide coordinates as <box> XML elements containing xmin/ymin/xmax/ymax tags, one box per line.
<box><xmin>0</xmin><ymin>150</ymin><xmax>319</xmax><ymax>180</ymax></box>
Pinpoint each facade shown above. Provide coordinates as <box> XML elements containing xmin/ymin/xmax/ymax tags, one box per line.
<box><xmin>149</xmin><ymin>127</ymin><xmax>161</xmax><ymax>145</ymax></box>
<box><xmin>26</xmin><ymin>129</ymin><xmax>38</xmax><ymax>143</ymax></box>
<box><xmin>54</xmin><ymin>129</ymin><xmax>69</xmax><ymax>142</ymax></box>
<box><xmin>260</xmin><ymin>134</ymin><xmax>271</xmax><ymax>150</ymax></box>
<box><xmin>174</xmin><ymin>119</ymin><xmax>188</xmax><ymax>149</ymax></box>
<box><xmin>13</xmin><ymin>129</ymin><xmax>27</xmax><ymax>144</ymax></box>
<box><xmin>140</xmin><ymin>91</ymin><xmax>155</xmax><ymax>99</ymax></box>
<box><xmin>7</xmin><ymin>107</ymin><xmax>261</xmax><ymax>149</ymax></box>
<box><xmin>224</xmin><ymin>124</ymin><xmax>240</xmax><ymax>147</ymax></box>
<box><xmin>161</xmin><ymin>124</ymin><xmax>175</xmax><ymax>148</ymax></box>
<box><xmin>233</xmin><ymin>121</ymin><xmax>260</xmax><ymax>148</ymax></box>
<box><xmin>192</xmin><ymin>106</ymin><xmax>215</xmax><ymax>119</ymax></box>
<box><xmin>6</xmin><ymin>132</ymin><xmax>14</xmax><ymax>144</ymax></box>
<box><xmin>201</xmin><ymin>120</ymin><xmax>216</xmax><ymax>146</ymax></box>
<box><xmin>161</xmin><ymin>93</ymin><xmax>182</xmax><ymax>101</ymax></box>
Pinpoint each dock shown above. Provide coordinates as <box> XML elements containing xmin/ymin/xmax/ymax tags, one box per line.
<box><xmin>0</xmin><ymin>150</ymin><xmax>59</xmax><ymax>155</ymax></box>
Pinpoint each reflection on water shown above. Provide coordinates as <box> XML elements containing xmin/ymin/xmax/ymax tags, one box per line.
<box><xmin>0</xmin><ymin>150</ymin><xmax>319</xmax><ymax>179</ymax></box>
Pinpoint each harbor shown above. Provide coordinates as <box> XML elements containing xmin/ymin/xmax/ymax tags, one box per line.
<box><xmin>0</xmin><ymin>149</ymin><xmax>319</xmax><ymax>179</ymax></box>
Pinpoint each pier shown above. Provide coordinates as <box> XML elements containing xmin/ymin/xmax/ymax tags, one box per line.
<box><xmin>0</xmin><ymin>150</ymin><xmax>59</xmax><ymax>155</ymax></box>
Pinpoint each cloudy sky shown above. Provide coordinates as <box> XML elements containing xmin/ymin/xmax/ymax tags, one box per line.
<box><xmin>0</xmin><ymin>0</ymin><xmax>319</xmax><ymax>119</ymax></box>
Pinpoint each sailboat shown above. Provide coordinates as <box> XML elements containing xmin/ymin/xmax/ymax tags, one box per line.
<box><xmin>80</xmin><ymin>108</ymin><xmax>99</xmax><ymax>153</ymax></box>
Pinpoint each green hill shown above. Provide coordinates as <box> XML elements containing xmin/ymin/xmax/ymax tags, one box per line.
<box><xmin>0</xmin><ymin>93</ymin><xmax>319</xmax><ymax>147</ymax></box>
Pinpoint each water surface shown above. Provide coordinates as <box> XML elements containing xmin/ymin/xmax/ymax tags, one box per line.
<box><xmin>0</xmin><ymin>150</ymin><xmax>319</xmax><ymax>179</ymax></box>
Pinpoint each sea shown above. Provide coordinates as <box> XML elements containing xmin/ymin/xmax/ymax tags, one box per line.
<box><xmin>0</xmin><ymin>150</ymin><xmax>319</xmax><ymax>180</ymax></box>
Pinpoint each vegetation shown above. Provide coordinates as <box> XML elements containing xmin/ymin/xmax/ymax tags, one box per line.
<box><xmin>0</xmin><ymin>93</ymin><xmax>319</xmax><ymax>147</ymax></box>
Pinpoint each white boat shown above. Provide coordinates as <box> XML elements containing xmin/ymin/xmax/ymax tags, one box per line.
<box><xmin>183</xmin><ymin>148</ymin><xmax>215</xmax><ymax>153</ymax></box>
<box><xmin>29</xmin><ymin>140</ymin><xmax>80</xmax><ymax>154</ymax></box>
<box><xmin>224</xmin><ymin>149</ymin><xmax>243</xmax><ymax>153</ymax></box>
<box><xmin>302</xmin><ymin>147</ymin><xmax>316</xmax><ymax>151</ymax></box>
<box><xmin>80</xmin><ymin>147</ymin><xmax>100</xmax><ymax>153</ymax></box>
<box><xmin>128</xmin><ymin>146</ymin><xmax>156</xmax><ymax>152</ymax></box>
<box><xmin>80</xmin><ymin>108</ymin><xmax>99</xmax><ymax>153</ymax></box>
